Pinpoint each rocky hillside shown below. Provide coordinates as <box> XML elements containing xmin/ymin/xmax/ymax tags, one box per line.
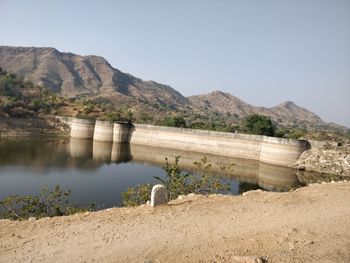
<box><xmin>189</xmin><ymin>91</ymin><xmax>255</xmax><ymax>117</ymax></box>
<box><xmin>294</xmin><ymin>140</ymin><xmax>350</xmax><ymax>177</ymax></box>
<box><xmin>189</xmin><ymin>91</ymin><xmax>328</xmax><ymax>128</ymax></box>
<box><xmin>0</xmin><ymin>46</ymin><xmax>188</xmax><ymax>108</ymax></box>
<box><xmin>1</xmin><ymin>46</ymin><xmax>347</xmax><ymax>131</ymax></box>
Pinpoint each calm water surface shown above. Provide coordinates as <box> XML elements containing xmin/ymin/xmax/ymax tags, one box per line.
<box><xmin>0</xmin><ymin>138</ymin><xmax>302</xmax><ymax>209</ymax></box>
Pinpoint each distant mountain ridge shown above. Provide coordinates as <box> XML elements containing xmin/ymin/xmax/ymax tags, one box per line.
<box><xmin>0</xmin><ymin>46</ymin><xmax>187</xmax><ymax>108</ymax></box>
<box><xmin>188</xmin><ymin>91</ymin><xmax>326</xmax><ymax>128</ymax></box>
<box><xmin>0</xmin><ymin>46</ymin><xmax>345</xmax><ymax>130</ymax></box>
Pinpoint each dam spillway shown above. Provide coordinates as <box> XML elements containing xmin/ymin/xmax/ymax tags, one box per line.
<box><xmin>69</xmin><ymin>117</ymin><xmax>310</xmax><ymax>167</ymax></box>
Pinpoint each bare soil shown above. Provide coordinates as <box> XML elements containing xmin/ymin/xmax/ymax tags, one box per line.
<box><xmin>0</xmin><ymin>116</ymin><xmax>69</xmax><ymax>138</ymax></box>
<box><xmin>1</xmin><ymin>181</ymin><xmax>349</xmax><ymax>263</ymax></box>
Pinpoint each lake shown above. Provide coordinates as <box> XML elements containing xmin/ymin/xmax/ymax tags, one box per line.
<box><xmin>0</xmin><ymin>138</ymin><xmax>303</xmax><ymax>209</ymax></box>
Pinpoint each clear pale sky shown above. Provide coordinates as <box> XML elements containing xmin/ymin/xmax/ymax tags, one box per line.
<box><xmin>1</xmin><ymin>0</ymin><xmax>349</xmax><ymax>127</ymax></box>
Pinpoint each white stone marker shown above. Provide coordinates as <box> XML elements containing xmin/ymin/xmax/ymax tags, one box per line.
<box><xmin>150</xmin><ymin>184</ymin><xmax>168</xmax><ymax>207</ymax></box>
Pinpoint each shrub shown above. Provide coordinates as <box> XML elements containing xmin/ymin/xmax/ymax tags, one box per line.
<box><xmin>121</xmin><ymin>184</ymin><xmax>152</xmax><ymax>207</ymax></box>
<box><xmin>121</xmin><ymin>156</ymin><xmax>231</xmax><ymax>206</ymax></box>
<box><xmin>106</xmin><ymin>112</ymin><xmax>122</xmax><ymax>122</ymax></box>
<box><xmin>161</xmin><ymin>116</ymin><xmax>187</xmax><ymax>128</ymax></box>
<box><xmin>243</xmin><ymin>114</ymin><xmax>276</xmax><ymax>136</ymax></box>
<box><xmin>154</xmin><ymin>156</ymin><xmax>192</xmax><ymax>200</ymax></box>
<box><xmin>139</xmin><ymin>112</ymin><xmax>153</xmax><ymax>123</ymax></box>
<box><xmin>126</xmin><ymin>110</ymin><xmax>134</xmax><ymax>122</ymax></box>
<box><xmin>190</xmin><ymin>121</ymin><xmax>206</xmax><ymax>129</ymax></box>
<box><xmin>30</xmin><ymin>98</ymin><xmax>47</xmax><ymax>112</ymax></box>
<box><xmin>0</xmin><ymin>96</ymin><xmax>17</xmax><ymax>113</ymax></box>
<box><xmin>286</xmin><ymin>128</ymin><xmax>307</xmax><ymax>139</ymax></box>
<box><xmin>0</xmin><ymin>185</ymin><xmax>94</xmax><ymax>220</ymax></box>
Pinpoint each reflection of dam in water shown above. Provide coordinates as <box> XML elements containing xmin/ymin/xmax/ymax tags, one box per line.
<box><xmin>69</xmin><ymin>138</ymin><xmax>300</xmax><ymax>191</ymax></box>
<box><xmin>69</xmin><ymin>118</ymin><xmax>310</xmax><ymax>167</ymax></box>
<box><xmin>69</xmin><ymin>138</ymin><xmax>131</xmax><ymax>164</ymax></box>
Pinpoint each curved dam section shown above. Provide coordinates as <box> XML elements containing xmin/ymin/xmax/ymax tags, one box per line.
<box><xmin>68</xmin><ymin>118</ymin><xmax>310</xmax><ymax>166</ymax></box>
<box><xmin>260</xmin><ymin>136</ymin><xmax>310</xmax><ymax>166</ymax></box>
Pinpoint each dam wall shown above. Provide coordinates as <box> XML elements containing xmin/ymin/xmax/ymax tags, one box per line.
<box><xmin>93</xmin><ymin>120</ymin><xmax>114</xmax><ymax>142</ymax></box>
<box><xmin>68</xmin><ymin>118</ymin><xmax>310</xmax><ymax>166</ymax></box>
<box><xmin>70</xmin><ymin>118</ymin><xmax>95</xmax><ymax>139</ymax></box>
<box><xmin>113</xmin><ymin>122</ymin><xmax>133</xmax><ymax>143</ymax></box>
<box><xmin>259</xmin><ymin>136</ymin><xmax>309</xmax><ymax>166</ymax></box>
<box><xmin>129</xmin><ymin>124</ymin><xmax>310</xmax><ymax>166</ymax></box>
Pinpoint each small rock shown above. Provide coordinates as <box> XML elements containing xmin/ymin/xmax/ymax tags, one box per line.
<box><xmin>297</xmin><ymin>165</ymin><xmax>306</xmax><ymax>171</ymax></box>
<box><xmin>242</xmin><ymin>189</ymin><xmax>263</xmax><ymax>196</ymax></box>
<box><xmin>231</xmin><ymin>256</ymin><xmax>264</xmax><ymax>263</ymax></box>
<box><xmin>28</xmin><ymin>217</ymin><xmax>36</xmax><ymax>222</ymax></box>
<box><xmin>288</xmin><ymin>242</ymin><xmax>295</xmax><ymax>250</ymax></box>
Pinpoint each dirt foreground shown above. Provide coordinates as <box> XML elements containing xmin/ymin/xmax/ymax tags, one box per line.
<box><xmin>1</xmin><ymin>181</ymin><xmax>349</xmax><ymax>263</ymax></box>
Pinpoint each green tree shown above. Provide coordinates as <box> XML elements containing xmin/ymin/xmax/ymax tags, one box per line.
<box><xmin>162</xmin><ymin>116</ymin><xmax>187</xmax><ymax>128</ymax></box>
<box><xmin>243</xmin><ymin>114</ymin><xmax>276</xmax><ymax>136</ymax></box>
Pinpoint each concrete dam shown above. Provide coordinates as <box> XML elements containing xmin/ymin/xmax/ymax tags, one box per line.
<box><xmin>69</xmin><ymin>117</ymin><xmax>310</xmax><ymax>167</ymax></box>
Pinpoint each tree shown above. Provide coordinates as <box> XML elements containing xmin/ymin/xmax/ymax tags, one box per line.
<box><xmin>161</xmin><ymin>116</ymin><xmax>187</xmax><ymax>128</ymax></box>
<box><xmin>243</xmin><ymin>114</ymin><xmax>276</xmax><ymax>136</ymax></box>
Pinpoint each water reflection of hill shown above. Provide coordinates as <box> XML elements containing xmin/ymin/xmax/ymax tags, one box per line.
<box><xmin>0</xmin><ymin>139</ymin><xmax>301</xmax><ymax>191</ymax></box>
<box><xmin>0</xmin><ymin>139</ymin><xmax>100</xmax><ymax>170</ymax></box>
<box><xmin>0</xmin><ymin>139</ymin><xmax>70</xmax><ymax>167</ymax></box>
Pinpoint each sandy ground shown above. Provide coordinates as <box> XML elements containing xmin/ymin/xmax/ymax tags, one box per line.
<box><xmin>0</xmin><ymin>181</ymin><xmax>349</xmax><ymax>263</ymax></box>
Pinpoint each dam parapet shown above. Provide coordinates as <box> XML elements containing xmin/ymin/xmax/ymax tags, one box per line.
<box><xmin>68</xmin><ymin>118</ymin><xmax>310</xmax><ymax>167</ymax></box>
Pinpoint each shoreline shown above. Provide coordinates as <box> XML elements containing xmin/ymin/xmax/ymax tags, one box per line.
<box><xmin>1</xmin><ymin>117</ymin><xmax>349</xmax><ymax>178</ymax></box>
<box><xmin>0</xmin><ymin>116</ymin><xmax>70</xmax><ymax>139</ymax></box>
<box><xmin>1</xmin><ymin>181</ymin><xmax>349</xmax><ymax>262</ymax></box>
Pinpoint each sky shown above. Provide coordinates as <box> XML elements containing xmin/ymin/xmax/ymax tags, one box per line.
<box><xmin>1</xmin><ymin>0</ymin><xmax>349</xmax><ymax>127</ymax></box>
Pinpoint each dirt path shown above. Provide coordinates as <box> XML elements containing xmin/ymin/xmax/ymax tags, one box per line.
<box><xmin>1</xmin><ymin>181</ymin><xmax>349</xmax><ymax>263</ymax></box>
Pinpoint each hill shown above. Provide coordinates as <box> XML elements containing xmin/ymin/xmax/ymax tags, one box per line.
<box><xmin>0</xmin><ymin>46</ymin><xmax>188</xmax><ymax>109</ymax></box>
<box><xmin>189</xmin><ymin>91</ymin><xmax>327</xmax><ymax>129</ymax></box>
<box><xmin>0</xmin><ymin>45</ymin><xmax>347</xmax><ymax>133</ymax></box>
